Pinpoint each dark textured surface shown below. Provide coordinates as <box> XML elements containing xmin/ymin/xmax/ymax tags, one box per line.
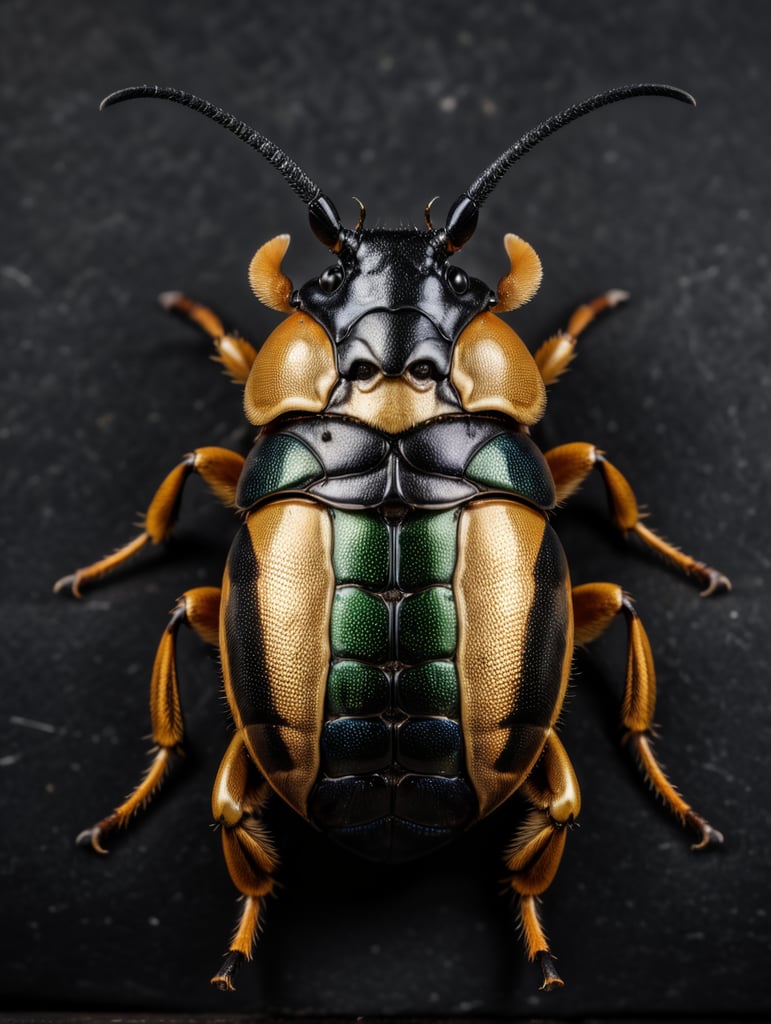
<box><xmin>1</xmin><ymin>0</ymin><xmax>769</xmax><ymax>1018</ymax></box>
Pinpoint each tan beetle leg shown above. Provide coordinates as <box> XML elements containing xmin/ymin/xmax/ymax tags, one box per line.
<box><xmin>533</xmin><ymin>291</ymin><xmax>629</xmax><ymax>386</ymax></box>
<box><xmin>54</xmin><ymin>447</ymin><xmax>244</xmax><ymax>595</ymax></box>
<box><xmin>545</xmin><ymin>442</ymin><xmax>730</xmax><ymax>596</ymax></box>
<box><xmin>210</xmin><ymin>731</ymin><xmax>279</xmax><ymax>992</ymax></box>
<box><xmin>159</xmin><ymin>291</ymin><xmax>258</xmax><ymax>384</ymax></box>
<box><xmin>572</xmin><ymin>582</ymin><xmax>723</xmax><ymax>849</ymax></box>
<box><xmin>506</xmin><ymin>731</ymin><xmax>581</xmax><ymax>991</ymax></box>
<box><xmin>76</xmin><ymin>586</ymin><xmax>221</xmax><ymax>853</ymax></box>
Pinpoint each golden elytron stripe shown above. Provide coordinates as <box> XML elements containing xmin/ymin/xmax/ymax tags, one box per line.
<box><xmin>454</xmin><ymin>500</ymin><xmax>573</xmax><ymax>819</ymax></box>
<box><xmin>220</xmin><ymin>498</ymin><xmax>334</xmax><ymax>818</ymax></box>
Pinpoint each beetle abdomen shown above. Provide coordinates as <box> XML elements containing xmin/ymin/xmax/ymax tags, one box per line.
<box><xmin>222</xmin><ymin>423</ymin><xmax>571</xmax><ymax>863</ymax></box>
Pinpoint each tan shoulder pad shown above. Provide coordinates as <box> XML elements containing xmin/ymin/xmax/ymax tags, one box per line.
<box><xmin>244</xmin><ymin>312</ymin><xmax>338</xmax><ymax>425</ymax></box>
<box><xmin>451</xmin><ymin>311</ymin><xmax>546</xmax><ymax>425</ymax></box>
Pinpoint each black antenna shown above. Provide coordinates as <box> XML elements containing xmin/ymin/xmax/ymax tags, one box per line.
<box><xmin>445</xmin><ymin>83</ymin><xmax>695</xmax><ymax>250</ymax></box>
<box><xmin>100</xmin><ymin>86</ymin><xmax>344</xmax><ymax>248</ymax></box>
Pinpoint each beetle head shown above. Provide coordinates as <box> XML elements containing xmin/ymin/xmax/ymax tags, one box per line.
<box><xmin>246</xmin><ymin>227</ymin><xmax>547</xmax><ymax>432</ymax></box>
<box><xmin>101</xmin><ymin>83</ymin><xmax>694</xmax><ymax>432</ymax></box>
<box><xmin>296</xmin><ymin>228</ymin><xmax>494</xmax><ymax>346</ymax></box>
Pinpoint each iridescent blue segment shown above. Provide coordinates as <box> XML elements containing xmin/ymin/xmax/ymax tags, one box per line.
<box><xmin>396</xmin><ymin>719</ymin><xmax>464</xmax><ymax>776</ymax></box>
<box><xmin>321</xmin><ymin>718</ymin><xmax>391</xmax><ymax>776</ymax></box>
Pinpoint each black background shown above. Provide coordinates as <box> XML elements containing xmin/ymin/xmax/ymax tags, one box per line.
<box><xmin>2</xmin><ymin>0</ymin><xmax>769</xmax><ymax>1020</ymax></box>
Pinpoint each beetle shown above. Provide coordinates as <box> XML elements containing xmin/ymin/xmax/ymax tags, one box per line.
<box><xmin>57</xmin><ymin>83</ymin><xmax>729</xmax><ymax>993</ymax></box>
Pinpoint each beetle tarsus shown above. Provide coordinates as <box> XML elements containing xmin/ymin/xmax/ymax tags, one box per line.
<box><xmin>536</xmin><ymin>950</ymin><xmax>564</xmax><ymax>991</ymax></box>
<box><xmin>685</xmin><ymin>810</ymin><xmax>725</xmax><ymax>851</ymax></box>
<box><xmin>211</xmin><ymin>950</ymin><xmax>245</xmax><ymax>992</ymax></box>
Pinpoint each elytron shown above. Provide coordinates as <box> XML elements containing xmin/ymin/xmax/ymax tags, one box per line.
<box><xmin>58</xmin><ymin>83</ymin><xmax>728</xmax><ymax>991</ymax></box>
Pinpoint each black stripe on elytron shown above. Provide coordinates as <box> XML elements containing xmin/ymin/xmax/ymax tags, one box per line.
<box><xmin>222</xmin><ymin>525</ymin><xmax>294</xmax><ymax>772</ymax></box>
<box><xmin>494</xmin><ymin>522</ymin><xmax>570</xmax><ymax>772</ymax></box>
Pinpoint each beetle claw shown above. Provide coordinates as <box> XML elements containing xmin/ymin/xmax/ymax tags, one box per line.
<box><xmin>699</xmin><ymin>569</ymin><xmax>732</xmax><ymax>598</ymax></box>
<box><xmin>76</xmin><ymin>825</ymin><xmax>109</xmax><ymax>855</ymax></box>
<box><xmin>53</xmin><ymin>573</ymin><xmax>82</xmax><ymax>598</ymax></box>
<box><xmin>685</xmin><ymin>811</ymin><xmax>724</xmax><ymax>851</ymax></box>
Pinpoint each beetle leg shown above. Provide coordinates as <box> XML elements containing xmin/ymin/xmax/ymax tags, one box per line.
<box><xmin>572</xmin><ymin>582</ymin><xmax>724</xmax><ymax>849</ymax></box>
<box><xmin>76</xmin><ymin>586</ymin><xmax>221</xmax><ymax>853</ymax></box>
<box><xmin>506</xmin><ymin>731</ymin><xmax>581</xmax><ymax>991</ymax></box>
<box><xmin>159</xmin><ymin>291</ymin><xmax>259</xmax><ymax>384</ymax></box>
<box><xmin>545</xmin><ymin>442</ymin><xmax>730</xmax><ymax>596</ymax></box>
<box><xmin>533</xmin><ymin>291</ymin><xmax>629</xmax><ymax>386</ymax></box>
<box><xmin>54</xmin><ymin>447</ymin><xmax>244</xmax><ymax>595</ymax></box>
<box><xmin>210</xmin><ymin>730</ymin><xmax>279</xmax><ymax>992</ymax></box>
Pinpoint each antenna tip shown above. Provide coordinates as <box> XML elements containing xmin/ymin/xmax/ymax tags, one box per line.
<box><xmin>620</xmin><ymin>84</ymin><xmax>696</xmax><ymax>108</ymax></box>
<box><xmin>99</xmin><ymin>86</ymin><xmax>159</xmax><ymax>111</ymax></box>
<box><xmin>675</xmin><ymin>87</ymin><xmax>697</xmax><ymax>107</ymax></box>
<box><xmin>99</xmin><ymin>89</ymin><xmax>128</xmax><ymax>111</ymax></box>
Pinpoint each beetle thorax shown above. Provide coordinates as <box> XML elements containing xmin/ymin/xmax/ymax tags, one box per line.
<box><xmin>324</xmin><ymin>308</ymin><xmax>459</xmax><ymax>433</ymax></box>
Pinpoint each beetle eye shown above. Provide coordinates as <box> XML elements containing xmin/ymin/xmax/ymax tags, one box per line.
<box><xmin>408</xmin><ymin>360</ymin><xmax>435</xmax><ymax>381</ymax></box>
<box><xmin>350</xmin><ymin>360</ymin><xmax>378</xmax><ymax>381</ymax></box>
<box><xmin>319</xmin><ymin>264</ymin><xmax>344</xmax><ymax>293</ymax></box>
<box><xmin>446</xmin><ymin>266</ymin><xmax>469</xmax><ymax>295</ymax></box>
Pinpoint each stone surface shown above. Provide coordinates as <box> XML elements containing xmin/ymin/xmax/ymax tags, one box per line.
<box><xmin>1</xmin><ymin>0</ymin><xmax>769</xmax><ymax>1017</ymax></box>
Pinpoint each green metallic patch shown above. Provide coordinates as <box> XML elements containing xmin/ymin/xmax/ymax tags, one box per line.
<box><xmin>398</xmin><ymin>509</ymin><xmax>458</xmax><ymax>589</ymax></box>
<box><xmin>398</xmin><ymin>587</ymin><xmax>457</xmax><ymax>663</ymax></box>
<box><xmin>332</xmin><ymin>510</ymin><xmax>389</xmax><ymax>588</ymax></box>
<box><xmin>327</xmin><ymin>661</ymin><xmax>390</xmax><ymax>716</ymax></box>
<box><xmin>398</xmin><ymin>661</ymin><xmax>459</xmax><ymax>716</ymax></box>
<box><xmin>465</xmin><ymin>432</ymin><xmax>555</xmax><ymax>508</ymax></box>
<box><xmin>238</xmin><ymin>433</ymin><xmax>322</xmax><ymax>505</ymax></box>
<box><xmin>331</xmin><ymin>587</ymin><xmax>389</xmax><ymax>663</ymax></box>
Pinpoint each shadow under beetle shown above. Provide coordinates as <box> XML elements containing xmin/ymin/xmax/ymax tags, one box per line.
<box><xmin>57</xmin><ymin>83</ymin><xmax>730</xmax><ymax>992</ymax></box>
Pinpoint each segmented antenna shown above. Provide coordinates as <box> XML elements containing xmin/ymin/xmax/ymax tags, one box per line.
<box><xmin>467</xmin><ymin>83</ymin><xmax>695</xmax><ymax>208</ymax></box>
<box><xmin>444</xmin><ymin>83</ymin><xmax>694</xmax><ymax>250</ymax></box>
<box><xmin>100</xmin><ymin>85</ymin><xmax>323</xmax><ymax>206</ymax></box>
